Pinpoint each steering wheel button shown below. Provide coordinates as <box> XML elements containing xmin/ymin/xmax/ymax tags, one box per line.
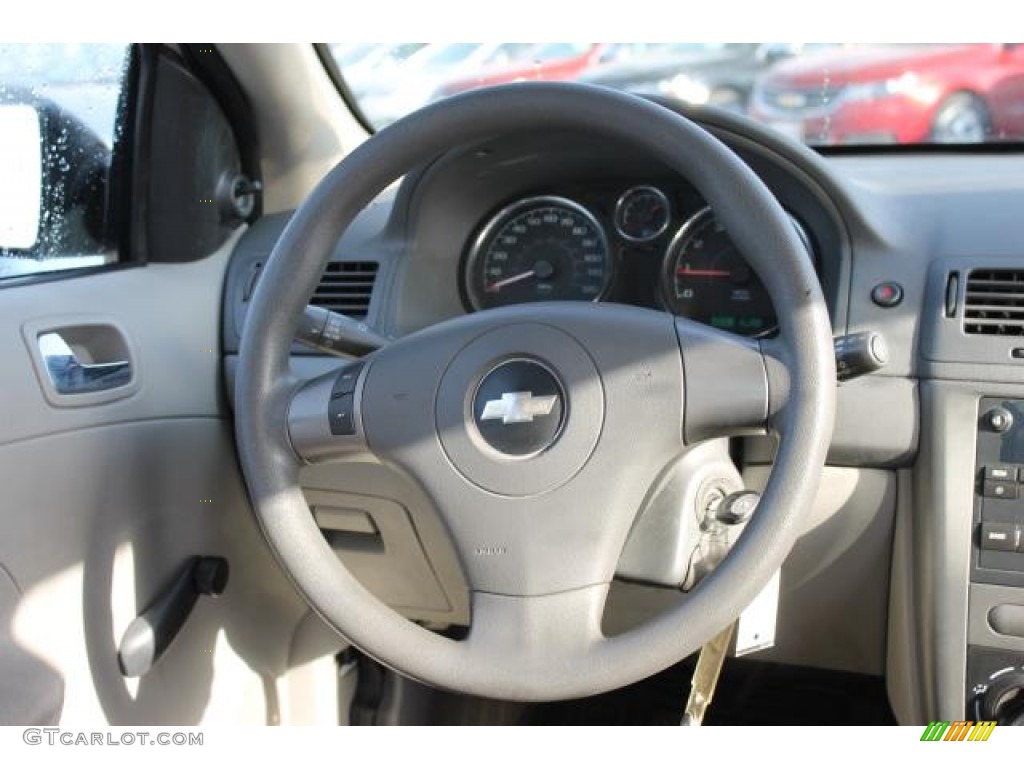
<box><xmin>331</xmin><ymin>362</ymin><xmax>364</xmax><ymax>399</ymax></box>
<box><xmin>329</xmin><ymin>394</ymin><xmax>356</xmax><ymax>435</ymax></box>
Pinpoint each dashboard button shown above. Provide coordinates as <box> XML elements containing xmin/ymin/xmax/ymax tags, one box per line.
<box><xmin>984</xmin><ymin>480</ymin><xmax>1018</xmax><ymax>499</ymax></box>
<box><xmin>985</xmin><ymin>465</ymin><xmax>1016</xmax><ymax>481</ymax></box>
<box><xmin>984</xmin><ymin>406</ymin><xmax>1014</xmax><ymax>433</ymax></box>
<box><xmin>871</xmin><ymin>282</ymin><xmax>903</xmax><ymax>308</ymax></box>
<box><xmin>980</xmin><ymin>522</ymin><xmax>1021</xmax><ymax>552</ymax></box>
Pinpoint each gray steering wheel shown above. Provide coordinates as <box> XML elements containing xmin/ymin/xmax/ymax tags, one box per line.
<box><xmin>235</xmin><ymin>83</ymin><xmax>835</xmax><ymax>701</ymax></box>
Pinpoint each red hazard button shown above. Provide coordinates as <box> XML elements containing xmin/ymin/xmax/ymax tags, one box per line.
<box><xmin>871</xmin><ymin>282</ymin><xmax>903</xmax><ymax>308</ymax></box>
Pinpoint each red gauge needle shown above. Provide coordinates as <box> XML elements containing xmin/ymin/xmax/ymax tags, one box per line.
<box><xmin>677</xmin><ymin>267</ymin><xmax>732</xmax><ymax>277</ymax></box>
<box><xmin>485</xmin><ymin>269</ymin><xmax>537</xmax><ymax>293</ymax></box>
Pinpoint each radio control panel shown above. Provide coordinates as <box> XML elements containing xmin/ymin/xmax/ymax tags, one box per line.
<box><xmin>974</xmin><ymin>399</ymin><xmax>1024</xmax><ymax>587</ymax></box>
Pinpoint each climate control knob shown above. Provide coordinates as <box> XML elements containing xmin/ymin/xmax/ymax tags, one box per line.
<box><xmin>978</xmin><ymin>672</ymin><xmax>1024</xmax><ymax>725</ymax></box>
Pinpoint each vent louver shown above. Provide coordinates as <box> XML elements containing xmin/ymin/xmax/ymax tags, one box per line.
<box><xmin>965</xmin><ymin>269</ymin><xmax>1024</xmax><ymax>335</ymax></box>
<box><xmin>310</xmin><ymin>261</ymin><xmax>379</xmax><ymax>319</ymax></box>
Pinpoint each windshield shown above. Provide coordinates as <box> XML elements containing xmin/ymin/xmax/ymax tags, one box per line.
<box><xmin>329</xmin><ymin>42</ymin><xmax>1024</xmax><ymax>146</ymax></box>
<box><xmin>419</xmin><ymin>43</ymin><xmax>479</xmax><ymax>68</ymax></box>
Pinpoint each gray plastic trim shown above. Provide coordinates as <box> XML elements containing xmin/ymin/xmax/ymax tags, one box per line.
<box><xmin>617</xmin><ymin>440</ymin><xmax>743</xmax><ymax>587</ymax></box>
<box><xmin>743</xmin><ymin>374</ymin><xmax>918</xmax><ymax>468</ymax></box>
<box><xmin>829</xmin><ymin>376</ymin><xmax>918</xmax><ymax>467</ymax></box>
<box><xmin>913</xmin><ymin>381</ymin><xmax>982</xmax><ymax>721</ymax></box>
<box><xmin>744</xmin><ymin>465</ymin><xmax>895</xmax><ymax>676</ymax></box>
<box><xmin>970</xmin><ymin>583</ymin><xmax>1024</xmax><ymax>653</ymax></box>
<box><xmin>677</xmin><ymin>318</ymin><xmax>769</xmax><ymax>442</ymax></box>
<box><xmin>887</xmin><ymin>468</ymin><xmax>927</xmax><ymax>725</ymax></box>
<box><xmin>989</xmin><ymin>604</ymin><xmax>1024</xmax><ymax>639</ymax></box>
<box><xmin>305</xmin><ymin>489</ymin><xmax>452</xmax><ymax>614</ymax></box>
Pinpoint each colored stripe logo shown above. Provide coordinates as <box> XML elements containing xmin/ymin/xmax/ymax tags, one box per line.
<box><xmin>920</xmin><ymin>721</ymin><xmax>996</xmax><ymax>741</ymax></box>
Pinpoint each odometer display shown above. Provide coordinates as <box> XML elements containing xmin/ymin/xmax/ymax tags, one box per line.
<box><xmin>465</xmin><ymin>196</ymin><xmax>611</xmax><ymax>310</ymax></box>
<box><xmin>664</xmin><ymin>207</ymin><xmax>807</xmax><ymax>337</ymax></box>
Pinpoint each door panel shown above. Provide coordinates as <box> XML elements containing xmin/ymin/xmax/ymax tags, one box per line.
<box><xmin>0</xmin><ymin>244</ymin><xmax>232</xmax><ymax>442</ymax></box>
<box><xmin>0</xmin><ymin>238</ymin><xmax>327</xmax><ymax>725</ymax></box>
<box><xmin>0</xmin><ymin>561</ymin><xmax>63</xmax><ymax>725</ymax></box>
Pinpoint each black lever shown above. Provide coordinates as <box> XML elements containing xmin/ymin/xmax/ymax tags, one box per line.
<box><xmin>834</xmin><ymin>331</ymin><xmax>888</xmax><ymax>382</ymax></box>
<box><xmin>295</xmin><ymin>305</ymin><xmax>391</xmax><ymax>358</ymax></box>
<box><xmin>117</xmin><ymin>556</ymin><xmax>228</xmax><ymax>678</ymax></box>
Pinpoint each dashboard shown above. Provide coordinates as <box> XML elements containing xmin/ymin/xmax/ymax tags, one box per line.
<box><xmin>355</xmin><ymin>124</ymin><xmax>849</xmax><ymax>343</ymax></box>
<box><xmin>221</xmin><ymin>100</ymin><xmax>1024</xmax><ymax>725</ymax></box>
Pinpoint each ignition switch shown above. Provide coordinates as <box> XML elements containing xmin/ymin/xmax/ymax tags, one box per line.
<box><xmin>702</xmin><ymin>489</ymin><xmax>761</xmax><ymax>530</ymax></box>
<box><xmin>687</xmin><ymin>485</ymin><xmax>761</xmax><ymax>589</ymax></box>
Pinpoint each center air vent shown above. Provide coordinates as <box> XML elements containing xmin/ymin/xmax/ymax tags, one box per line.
<box><xmin>965</xmin><ymin>269</ymin><xmax>1024</xmax><ymax>335</ymax></box>
<box><xmin>310</xmin><ymin>261</ymin><xmax>379</xmax><ymax>319</ymax></box>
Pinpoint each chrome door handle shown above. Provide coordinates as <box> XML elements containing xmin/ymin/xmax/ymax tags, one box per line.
<box><xmin>38</xmin><ymin>331</ymin><xmax>132</xmax><ymax>395</ymax></box>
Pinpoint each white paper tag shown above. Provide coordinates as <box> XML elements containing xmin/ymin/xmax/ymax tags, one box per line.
<box><xmin>734</xmin><ymin>569</ymin><xmax>780</xmax><ymax>656</ymax></box>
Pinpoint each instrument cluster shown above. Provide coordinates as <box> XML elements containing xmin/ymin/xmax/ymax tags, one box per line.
<box><xmin>461</xmin><ymin>181</ymin><xmax>813</xmax><ymax>337</ymax></box>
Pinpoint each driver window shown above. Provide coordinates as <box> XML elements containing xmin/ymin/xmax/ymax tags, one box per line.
<box><xmin>0</xmin><ymin>43</ymin><xmax>130</xmax><ymax>281</ymax></box>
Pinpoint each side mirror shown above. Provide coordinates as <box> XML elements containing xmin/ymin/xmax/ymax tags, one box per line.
<box><xmin>0</xmin><ymin>104</ymin><xmax>42</xmax><ymax>250</ymax></box>
<box><xmin>0</xmin><ymin>92</ymin><xmax>112</xmax><ymax>257</ymax></box>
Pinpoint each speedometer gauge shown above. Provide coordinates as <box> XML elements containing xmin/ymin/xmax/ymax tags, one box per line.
<box><xmin>464</xmin><ymin>196</ymin><xmax>611</xmax><ymax>310</ymax></box>
<box><xmin>663</xmin><ymin>207</ymin><xmax>811</xmax><ymax>337</ymax></box>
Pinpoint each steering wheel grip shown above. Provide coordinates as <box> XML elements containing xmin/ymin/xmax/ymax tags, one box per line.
<box><xmin>235</xmin><ymin>83</ymin><xmax>835</xmax><ymax>701</ymax></box>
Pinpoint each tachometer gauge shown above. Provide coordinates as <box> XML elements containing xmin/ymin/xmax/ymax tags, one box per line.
<box><xmin>663</xmin><ymin>207</ymin><xmax>811</xmax><ymax>337</ymax></box>
<box><xmin>465</xmin><ymin>196</ymin><xmax>611</xmax><ymax>310</ymax></box>
<box><xmin>614</xmin><ymin>185</ymin><xmax>671</xmax><ymax>243</ymax></box>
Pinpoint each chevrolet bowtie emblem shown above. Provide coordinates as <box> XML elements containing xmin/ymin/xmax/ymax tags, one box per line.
<box><xmin>480</xmin><ymin>391</ymin><xmax>558</xmax><ymax>425</ymax></box>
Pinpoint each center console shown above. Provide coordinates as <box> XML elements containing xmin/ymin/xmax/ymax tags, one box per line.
<box><xmin>966</xmin><ymin>398</ymin><xmax>1024</xmax><ymax>724</ymax></box>
<box><xmin>906</xmin><ymin>262</ymin><xmax>1024</xmax><ymax>725</ymax></box>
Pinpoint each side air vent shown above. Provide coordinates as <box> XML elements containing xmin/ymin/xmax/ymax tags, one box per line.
<box><xmin>965</xmin><ymin>269</ymin><xmax>1024</xmax><ymax>335</ymax></box>
<box><xmin>310</xmin><ymin>261</ymin><xmax>379</xmax><ymax>319</ymax></box>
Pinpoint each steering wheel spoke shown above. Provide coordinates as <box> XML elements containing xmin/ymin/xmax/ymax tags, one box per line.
<box><xmin>287</xmin><ymin>361</ymin><xmax>377</xmax><ymax>464</ymax></box>
<box><xmin>677</xmin><ymin>317</ymin><xmax>788</xmax><ymax>443</ymax></box>
<box><xmin>462</xmin><ymin>586</ymin><xmax>608</xmax><ymax>682</ymax></box>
